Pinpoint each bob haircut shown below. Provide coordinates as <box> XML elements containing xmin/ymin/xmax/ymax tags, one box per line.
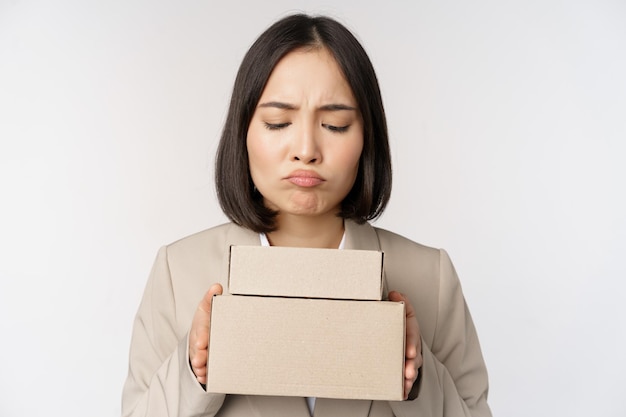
<box><xmin>215</xmin><ymin>14</ymin><xmax>392</xmax><ymax>233</ymax></box>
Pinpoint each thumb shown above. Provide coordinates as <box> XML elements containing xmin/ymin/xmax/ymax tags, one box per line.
<box><xmin>193</xmin><ymin>283</ymin><xmax>223</xmax><ymax>349</ymax></box>
<box><xmin>198</xmin><ymin>283</ymin><xmax>224</xmax><ymax>314</ymax></box>
<box><xmin>387</xmin><ymin>290</ymin><xmax>405</xmax><ymax>303</ymax></box>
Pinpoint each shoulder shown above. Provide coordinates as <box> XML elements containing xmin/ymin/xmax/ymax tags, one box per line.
<box><xmin>159</xmin><ymin>222</ymin><xmax>259</xmax><ymax>285</ymax></box>
<box><xmin>166</xmin><ymin>222</ymin><xmax>235</xmax><ymax>257</ymax></box>
<box><xmin>373</xmin><ymin>226</ymin><xmax>438</xmax><ymax>253</ymax></box>
<box><xmin>157</xmin><ymin>222</ymin><xmax>242</xmax><ymax>293</ymax></box>
<box><xmin>372</xmin><ymin>225</ymin><xmax>442</xmax><ymax>264</ymax></box>
<box><xmin>371</xmin><ymin>225</ymin><xmax>445</xmax><ymax>291</ymax></box>
<box><xmin>166</xmin><ymin>220</ymin><xmax>263</xmax><ymax>254</ymax></box>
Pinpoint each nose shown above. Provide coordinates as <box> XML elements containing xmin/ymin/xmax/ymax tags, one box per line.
<box><xmin>290</xmin><ymin>122</ymin><xmax>321</xmax><ymax>164</ymax></box>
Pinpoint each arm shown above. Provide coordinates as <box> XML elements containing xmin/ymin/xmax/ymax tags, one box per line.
<box><xmin>121</xmin><ymin>246</ymin><xmax>226</xmax><ymax>417</ymax></box>
<box><xmin>390</xmin><ymin>249</ymin><xmax>491</xmax><ymax>417</ymax></box>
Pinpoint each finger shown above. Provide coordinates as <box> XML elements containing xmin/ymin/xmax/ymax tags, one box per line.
<box><xmin>189</xmin><ymin>283</ymin><xmax>223</xmax><ymax>379</ymax></box>
<box><xmin>191</xmin><ymin>347</ymin><xmax>208</xmax><ymax>384</ymax></box>
<box><xmin>404</xmin><ymin>356</ymin><xmax>419</xmax><ymax>400</ymax></box>
<box><xmin>198</xmin><ymin>283</ymin><xmax>224</xmax><ymax>314</ymax></box>
<box><xmin>192</xmin><ymin>284</ymin><xmax>223</xmax><ymax>350</ymax></box>
<box><xmin>404</xmin><ymin>357</ymin><xmax>417</xmax><ymax>381</ymax></box>
<box><xmin>389</xmin><ymin>290</ymin><xmax>420</xmax><ymax>359</ymax></box>
<box><xmin>387</xmin><ymin>290</ymin><xmax>403</xmax><ymax>303</ymax></box>
<box><xmin>414</xmin><ymin>345</ymin><xmax>424</xmax><ymax>370</ymax></box>
<box><xmin>405</xmin><ymin>375</ymin><xmax>415</xmax><ymax>399</ymax></box>
<box><xmin>388</xmin><ymin>291</ymin><xmax>416</xmax><ymax>322</ymax></box>
<box><xmin>194</xmin><ymin>368</ymin><xmax>207</xmax><ymax>385</ymax></box>
<box><xmin>193</xmin><ymin>362</ymin><xmax>207</xmax><ymax>379</ymax></box>
<box><xmin>405</xmin><ymin>323</ymin><xmax>419</xmax><ymax>360</ymax></box>
<box><xmin>190</xmin><ymin>349</ymin><xmax>208</xmax><ymax>370</ymax></box>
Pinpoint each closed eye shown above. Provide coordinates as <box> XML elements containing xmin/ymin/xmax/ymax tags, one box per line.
<box><xmin>322</xmin><ymin>124</ymin><xmax>350</xmax><ymax>133</ymax></box>
<box><xmin>264</xmin><ymin>122</ymin><xmax>291</xmax><ymax>130</ymax></box>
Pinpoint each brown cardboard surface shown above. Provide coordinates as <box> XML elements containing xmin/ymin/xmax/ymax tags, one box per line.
<box><xmin>207</xmin><ymin>295</ymin><xmax>405</xmax><ymax>401</ymax></box>
<box><xmin>228</xmin><ymin>245</ymin><xmax>384</xmax><ymax>300</ymax></box>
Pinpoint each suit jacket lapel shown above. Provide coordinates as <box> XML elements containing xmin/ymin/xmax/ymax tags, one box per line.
<box><xmin>344</xmin><ymin>220</ymin><xmax>381</xmax><ymax>251</ymax></box>
<box><xmin>344</xmin><ymin>220</ymin><xmax>388</xmax><ymax>299</ymax></box>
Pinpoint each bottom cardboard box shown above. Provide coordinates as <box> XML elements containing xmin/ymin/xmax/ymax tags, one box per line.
<box><xmin>207</xmin><ymin>295</ymin><xmax>405</xmax><ymax>401</ymax></box>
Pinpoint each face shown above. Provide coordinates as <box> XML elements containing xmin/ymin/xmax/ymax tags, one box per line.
<box><xmin>247</xmin><ymin>47</ymin><xmax>364</xmax><ymax>221</ymax></box>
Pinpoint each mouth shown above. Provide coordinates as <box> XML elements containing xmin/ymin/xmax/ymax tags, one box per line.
<box><xmin>285</xmin><ymin>170</ymin><xmax>325</xmax><ymax>187</ymax></box>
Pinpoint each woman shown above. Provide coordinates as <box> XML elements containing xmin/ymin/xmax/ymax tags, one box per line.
<box><xmin>122</xmin><ymin>14</ymin><xmax>491</xmax><ymax>417</ymax></box>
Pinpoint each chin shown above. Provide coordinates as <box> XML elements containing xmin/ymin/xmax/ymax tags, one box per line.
<box><xmin>286</xmin><ymin>206</ymin><xmax>322</xmax><ymax>216</ymax></box>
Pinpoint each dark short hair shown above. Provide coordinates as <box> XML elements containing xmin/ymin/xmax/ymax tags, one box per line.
<box><xmin>215</xmin><ymin>14</ymin><xmax>392</xmax><ymax>233</ymax></box>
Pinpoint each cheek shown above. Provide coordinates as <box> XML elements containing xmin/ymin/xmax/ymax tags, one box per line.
<box><xmin>247</xmin><ymin>131</ymin><xmax>282</xmax><ymax>193</ymax></box>
<box><xmin>246</xmin><ymin>130</ymin><xmax>269</xmax><ymax>170</ymax></box>
<box><xmin>343</xmin><ymin>135</ymin><xmax>364</xmax><ymax>174</ymax></box>
<box><xmin>346</xmin><ymin>135</ymin><xmax>364</xmax><ymax>186</ymax></box>
<box><xmin>332</xmin><ymin>139</ymin><xmax>363</xmax><ymax>192</ymax></box>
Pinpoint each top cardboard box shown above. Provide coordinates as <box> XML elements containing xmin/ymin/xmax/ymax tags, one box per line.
<box><xmin>228</xmin><ymin>245</ymin><xmax>384</xmax><ymax>300</ymax></box>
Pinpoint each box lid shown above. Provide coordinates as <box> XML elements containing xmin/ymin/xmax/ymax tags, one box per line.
<box><xmin>228</xmin><ymin>245</ymin><xmax>384</xmax><ymax>300</ymax></box>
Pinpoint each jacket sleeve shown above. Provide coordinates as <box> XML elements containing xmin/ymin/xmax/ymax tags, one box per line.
<box><xmin>390</xmin><ymin>249</ymin><xmax>492</xmax><ymax>417</ymax></box>
<box><xmin>121</xmin><ymin>246</ymin><xmax>226</xmax><ymax>417</ymax></box>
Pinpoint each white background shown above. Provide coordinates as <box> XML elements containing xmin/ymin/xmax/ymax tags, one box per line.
<box><xmin>1</xmin><ymin>1</ymin><xmax>625</xmax><ymax>416</ymax></box>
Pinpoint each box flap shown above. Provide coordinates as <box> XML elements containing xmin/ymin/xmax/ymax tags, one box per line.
<box><xmin>228</xmin><ymin>245</ymin><xmax>384</xmax><ymax>300</ymax></box>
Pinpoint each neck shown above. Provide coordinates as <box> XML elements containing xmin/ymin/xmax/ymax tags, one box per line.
<box><xmin>267</xmin><ymin>214</ymin><xmax>344</xmax><ymax>249</ymax></box>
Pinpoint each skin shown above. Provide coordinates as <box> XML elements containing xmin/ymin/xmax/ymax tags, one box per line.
<box><xmin>248</xmin><ymin>47</ymin><xmax>363</xmax><ymax>249</ymax></box>
<box><xmin>190</xmin><ymin>47</ymin><xmax>422</xmax><ymax>400</ymax></box>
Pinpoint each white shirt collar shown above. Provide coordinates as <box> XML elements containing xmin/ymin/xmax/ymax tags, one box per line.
<box><xmin>259</xmin><ymin>232</ymin><xmax>346</xmax><ymax>249</ymax></box>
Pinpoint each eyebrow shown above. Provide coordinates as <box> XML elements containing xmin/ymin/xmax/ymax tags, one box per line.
<box><xmin>258</xmin><ymin>101</ymin><xmax>357</xmax><ymax>111</ymax></box>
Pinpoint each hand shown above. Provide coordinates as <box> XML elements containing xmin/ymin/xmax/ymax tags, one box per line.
<box><xmin>189</xmin><ymin>283</ymin><xmax>223</xmax><ymax>385</ymax></box>
<box><xmin>388</xmin><ymin>290</ymin><xmax>422</xmax><ymax>400</ymax></box>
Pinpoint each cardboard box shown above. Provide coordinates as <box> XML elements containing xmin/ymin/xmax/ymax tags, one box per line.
<box><xmin>228</xmin><ymin>245</ymin><xmax>384</xmax><ymax>300</ymax></box>
<box><xmin>207</xmin><ymin>295</ymin><xmax>405</xmax><ymax>401</ymax></box>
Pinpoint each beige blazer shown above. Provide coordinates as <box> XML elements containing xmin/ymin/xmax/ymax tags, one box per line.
<box><xmin>121</xmin><ymin>220</ymin><xmax>491</xmax><ymax>417</ymax></box>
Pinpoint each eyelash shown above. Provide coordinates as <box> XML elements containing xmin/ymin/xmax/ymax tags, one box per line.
<box><xmin>323</xmin><ymin>124</ymin><xmax>350</xmax><ymax>133</ymax></box>
<box><xmin>263</xmin><ymin>122</ymin><xmax>350</xmax><ymax>133</ymax></box>
<box><xmin>264</xmin><ymin>122</ymin><xmax>291</xmax><ymax>130</ymax></box>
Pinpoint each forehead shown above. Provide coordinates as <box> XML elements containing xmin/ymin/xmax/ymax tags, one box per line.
<box><xmin>259</xmin><ymin>47</ymin><xmax>357</xmax><ymax>104</ymax></box>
